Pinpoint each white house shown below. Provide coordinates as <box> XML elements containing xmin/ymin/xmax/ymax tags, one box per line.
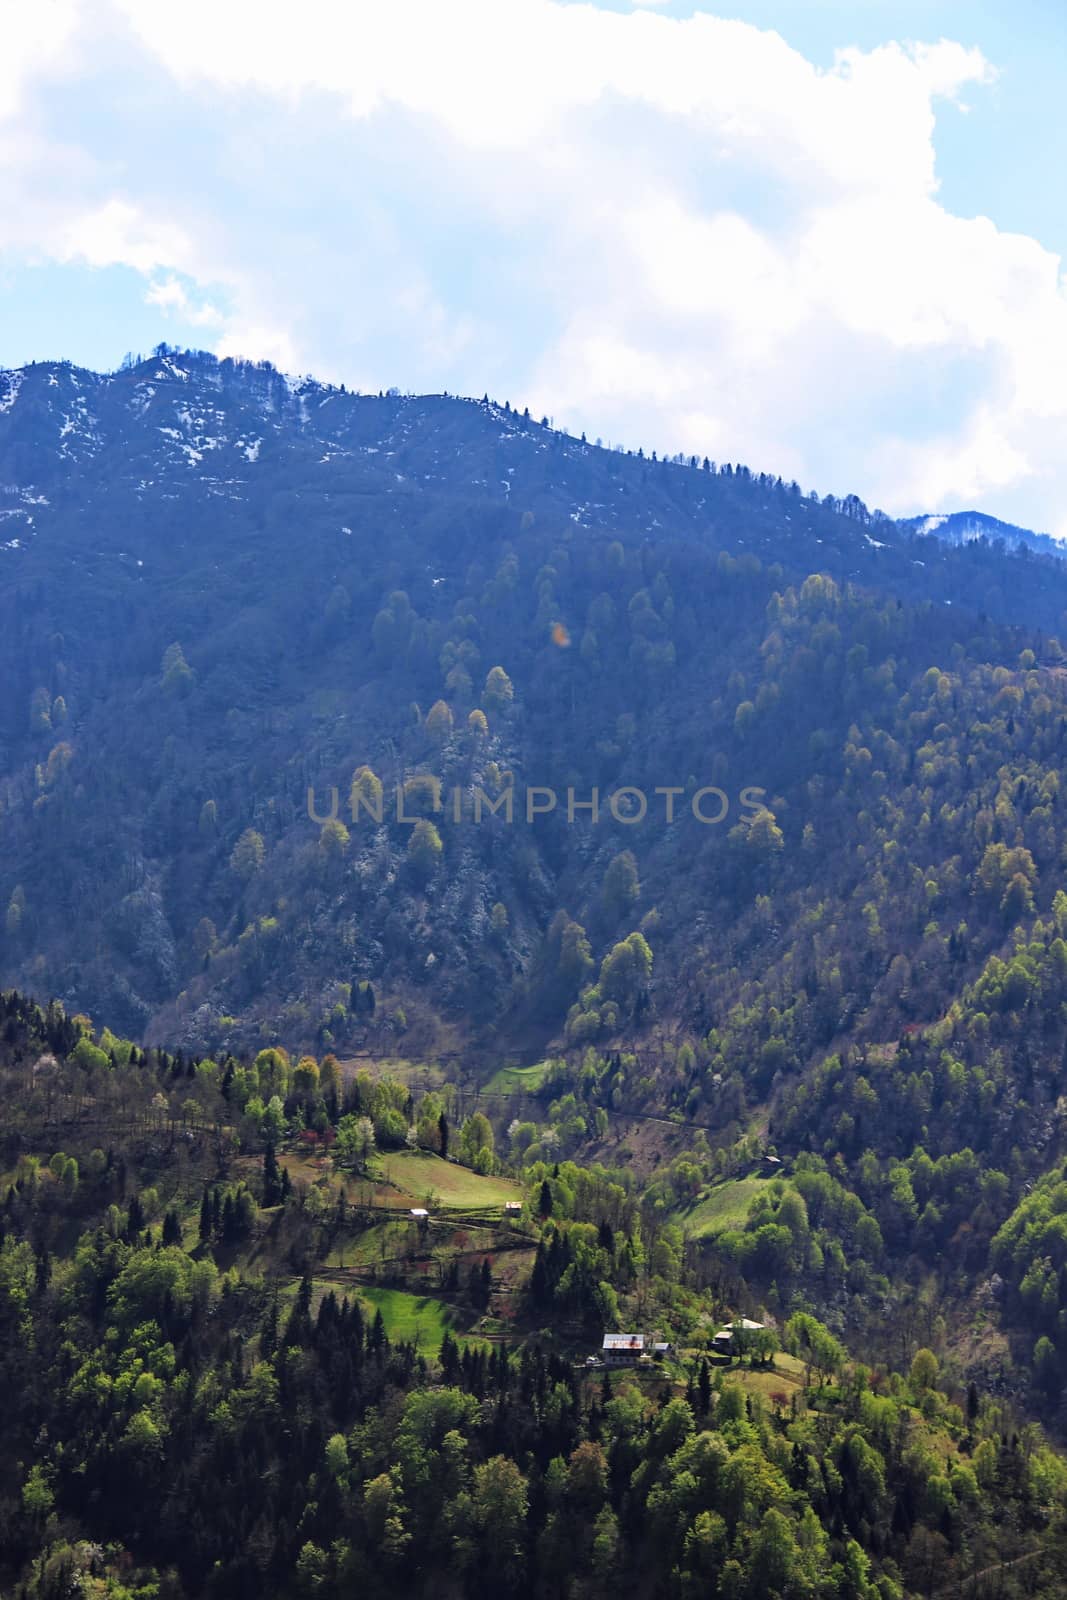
<box><xmin>712</xmin><ymin>1317</ymin><xmax>764</xmax><ymax>1355</ymax></box>
<box><xmin>602</xmin><ymin>1332</ymin><xmax>645</xmax><ymax>1365</ymax></box>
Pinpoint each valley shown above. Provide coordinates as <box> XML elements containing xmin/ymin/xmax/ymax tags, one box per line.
<box><xmin>3</xmin><ymin>354</ymin><xmax>1067</xmax><ymax>1595</ymax></box>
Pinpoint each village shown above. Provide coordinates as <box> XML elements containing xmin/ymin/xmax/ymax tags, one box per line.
<box><xmin>587</xmin><ymin>1317</ymin><xmax>767</xmax><ymax>1369</ymax></box>
<box><xmin>263</xmin><ymin>1130</ymin><xmax>792</xmax><ymax>1400</ymax></box>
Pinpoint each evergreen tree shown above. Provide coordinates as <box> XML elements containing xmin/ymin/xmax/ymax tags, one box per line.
<box><xmin>440</xmin><ymin>1329</ymin><xmax>460</xmax><ymax>1383</ymax></box>
<box><xmin>263</xmin><ymin>1142</ymin><xmax>283</xmax><ymax>1206</ymax></box>
<box><xmin>967</xmin><ymin>1380</ymin><xmax>980</xmax><ymax>1425</ymax></box>
<box><xmin>260</xmin><ymin>1296</ymin><xmax>278</xmax><ymax>1359</ymax></box>
<box><xmin>297</xmin><ymin>1273</ymin><xmax>312</xmax><ymax>1317</ymax></box>
<box><xmin>530</xmin><ymin>1241</ymin><xmax>550</xmax><ymax>1308</ymax></box>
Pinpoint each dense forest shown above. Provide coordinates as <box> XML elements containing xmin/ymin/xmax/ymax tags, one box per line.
<box><xmin>3</xmin><ymin>988</ymin><xmax>1067</xmax><ymax>1599</ymax></box>
<box><xmin>1</xmin><ymin>348</ymin><xmax>1067</xmax><ymax>1059</ymax></box>
<box><xmin>4</xmin><ymin>349</ymin><xmax>1067</xmax><ymax>1592</ymax></box>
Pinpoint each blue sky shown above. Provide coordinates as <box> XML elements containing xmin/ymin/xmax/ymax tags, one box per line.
<box><xmin>661</xmin><ymin>0</ymin><xmax>1067</xmax><ymax>258</ymax></box>
<box><xmin>597</xmin><ymin>0</ymin><xmax>1067</xmax><ymax>219</ymax></box>
<box><xmin>2</xmin><ymin>0</ymin><xmax>1066</xmax><ymax>533</ymax></box>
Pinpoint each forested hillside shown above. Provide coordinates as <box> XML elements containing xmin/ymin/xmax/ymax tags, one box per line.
<box><xmin>3</xmin><ymin>988</ymin><xmax>1067</xmax><ymax>1599</ymax></box>
<box><xmin>5</xmin><ymin>351</ymin><xmax>1067</xmax><ymax>1592</ymax></box>
<box><xmin>1</xmin><ymin>347</ymin><xmax>1066</xmax><ymax>1064</ymax></box>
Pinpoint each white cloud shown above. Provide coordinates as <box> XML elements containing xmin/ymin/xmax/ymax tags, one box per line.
<box><xmin>59</xmin><ymin>199</ymin><xmax>193</xmax><ymax>275</ymax></box>
<box><xmin>0</xmin><ymin>1</ymin><xmax>80</xmax><ymax>120</ymax></box>
<box><xmin>3</xmin><ymin>0</ymin><xmax>1067</xmax><ymax>534</ymax></box>
<box><xmin>214</xmin><ymin>320</ymin><xmax>300</xmax><ymax>372</ymax></box>
<box><xmin>872</xmin><ymin>406</ymin><xmax>1033</xmax><ymax>512</ymax></box>
<box><xmin>145</xmin><ymin>276</ymin><xmax>224</xmax><ymax>328</ymax></box>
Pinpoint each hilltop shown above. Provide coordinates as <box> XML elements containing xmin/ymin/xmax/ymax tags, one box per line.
<box><xmin>2</xmin><ymin>346</ymin><xmax>1067</xmax><ymax>1066</ymax></box>
<box><xmin>899</xmin><ymin>508</ymin><xmax>1067</xmax><ymax>561</ymax></box>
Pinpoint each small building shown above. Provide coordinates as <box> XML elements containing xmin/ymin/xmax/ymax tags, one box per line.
<box><xmin>503</xmin><ymin>1200</ymin><xmax>523</xmax><ymax>1215</ymax></box>
<box><xmin>602</xmin><ymin>1332</ymin><xmax>645</xmax><ymax>1365</ymax></box>
<box><xmin>761</xmin><ymin>1153</ymin><xmax>783</xmax><ymax>1174</ymax></box>
<box><xmin>410</xmin><ymin>1207</ymin><xmax>429</xmax><ymax>1220</ymax></box>
<box><xmin>652</xmin><ymin>1341</ymin><xmax>673</xmax><ymax>1359</ymax></box>
<box><xmin>712</xmin><ymin>1317</ymin><xmax>765</xmax><ymax>1355</ymax></box>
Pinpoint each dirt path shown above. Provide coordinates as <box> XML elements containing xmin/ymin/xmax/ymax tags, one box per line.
<box><xmin>932</xmin><ymin>1546</ymin><xmax>1043</xmax><ymax>1598</ymax></box>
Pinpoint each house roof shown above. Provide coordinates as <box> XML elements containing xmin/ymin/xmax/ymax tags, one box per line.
<box><xmin>410</xmin><ymin>1207</ymin><xmax>429</xmax><ymax>1217</ymax></box>
<box><xmin>714</xmin><ymin>1318</ymin><xmax>765</xmax><ymax>1337</ymax></box>
<box><xmin>602</xmin><ymin>1332</ymin><xmax>644</xmax><ymax>1350</ymax></box>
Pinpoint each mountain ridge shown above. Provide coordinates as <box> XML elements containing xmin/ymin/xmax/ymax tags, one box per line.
<box><xmin>900</xmin><ymin>507</ymin><xmax>1066</xmax><ymax>560</ymax></box>
<box><xmin>3</xmin><ymin>347</ymin><xmax>1065</xmax><ymax>634</ymax></box>
<box><xmin>2</xmin><ymin>346</ymin><xmax>1067</xmax><ymax>1064</ymax></box>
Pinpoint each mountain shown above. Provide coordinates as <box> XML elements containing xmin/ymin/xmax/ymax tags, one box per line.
<box><xmin>900</xmin><ymin>508</ymin><xmax>1067</xmax><ymax>560</ymax></box>
<box><xmin>7</xmin><ymin>348</ymin><xmax>1067</xmax><ymax>1592</ymax></box>
<box><xmin>3</xmin><ymin>347</ymin><xmax>1067</xmax><ymax>1058</ymax></box>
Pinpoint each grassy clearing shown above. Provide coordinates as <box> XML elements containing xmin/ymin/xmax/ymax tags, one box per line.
<box><xmin>377</xmin><ymin>1149</ymin><xmax>522</xmax><ymax>1209</ymax></box>
<box><xmin>276</xmin><ymin>1149</ymin><xmax>334</xmax><ymax>1188</ymax></box>
<box><xmin>336</xmin><ymin>1056</ymin><xmax>447</xmax><ymax>1088</ymax></box>
<box><xmin>482</xmin><ymin>1061</ymin><xmax>555</xmax><ymax>1096</ymax></box>
<box><xmin>676</xmin><ymin>1176</ymin><xmax>771</xmax><ymax>1238</ymax></box>
<box><xmin>730</xmin><ymin>1362</ymin><xmax>805</xmax><ymax>1400</ymax></box>
<box><xmin>355</xmin><ymin>1286</ymin><xmax>465</xmax><ymax>1352</ymax></box>
<box><xmin>322</xmin><ymin>1221</ymin><xmax>408</xmax><ymax>1268</ymax></box>
<box><xmin>276</xmin><ymin>1148</ymin><xmax>413</xmax><ymax>1209</ymax></box>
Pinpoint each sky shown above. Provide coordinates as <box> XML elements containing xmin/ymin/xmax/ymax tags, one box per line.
<box><xmin>2</xmin><ymin>0</ymin><xmax>1066</xmax><ymax>533</ymax></box>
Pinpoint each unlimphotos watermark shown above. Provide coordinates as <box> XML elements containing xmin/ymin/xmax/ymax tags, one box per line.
<box><xmin>307</xmin><ymin>780</ymin><xmax>768</xmax><ymax>827</ymax></box>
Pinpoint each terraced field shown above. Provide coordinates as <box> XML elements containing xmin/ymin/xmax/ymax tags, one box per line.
<box><xmin>377</xmin><ymin>1149</ymin><xmax>524</xmax><ymax>1210</ymax></box>
<box><xmin>481</xmin><ymin>1061</ymin><xmax>557</xmax><ymax>1096</ymax></box>
<box><xmin>675</xmin><ymin>1175</ymin><xmax>775</xmax><ymax>1238</ymax></box>
<box><xmin>355</xmin><ymin>1286</ymin><xmax>465</xmax><ymax>1350</ymax></box>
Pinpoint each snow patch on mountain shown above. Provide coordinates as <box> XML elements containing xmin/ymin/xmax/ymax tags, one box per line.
<box><xmin>0</xmin><ymin>372</ymin><xmax>24</xmax><ymax>414</ymax></box>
